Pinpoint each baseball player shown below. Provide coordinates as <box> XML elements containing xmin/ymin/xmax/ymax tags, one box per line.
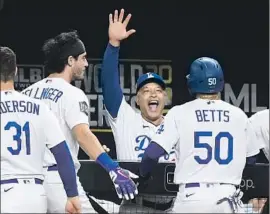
<box><xmin>137</xmin><ymin>57</ymin><xmax>262</xmax><ymax>213</ymax></box>
<box><xmin>248</xmin><ymin>109</ymin><xmax>269</xmax><ymax>213</ymax></box>
<box><xmin>22</xmin><ymin>31</ymin><xmax>138</xmax><ymax>213</ymax></box>
<box><xmin>101</xmin><ymin>9</ymin><xmax>176</xmax><ymax>213</ymax></box>
<box><xmin>0</xmin><ymin>47</ymin><xmax>80</xmax><ymax>213</ymax></box>
<box><xmin>249</xmin><ymin>109</ymin><xmax>269</xmax><ymax>161</ymax></box>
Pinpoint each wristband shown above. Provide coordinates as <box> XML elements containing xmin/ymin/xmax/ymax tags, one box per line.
<box><xmin>96</xmin><ymin>152</ymin><xmax>119</xmax><ymax>172</ymax></box>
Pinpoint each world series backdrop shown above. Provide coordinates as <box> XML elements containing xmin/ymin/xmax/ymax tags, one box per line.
<box><xmin>0</xmin><ymin>0</ymin><xmax>268</xmax><ymax>159</ymax></box>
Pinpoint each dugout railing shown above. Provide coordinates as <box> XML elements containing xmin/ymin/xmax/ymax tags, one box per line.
<box><xmin>78</xmin><ymin>161</ymin><xmax>269</xmax><ymax>205</ymax></box>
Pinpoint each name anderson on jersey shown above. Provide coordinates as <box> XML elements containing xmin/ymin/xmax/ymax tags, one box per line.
<box><xmin>22</xmin><ymin>87</ymin><xmax>63</xmax><ymax>103</ymax></box>
<box><xmin>0</xmin><ymin>100</ymin><xmax>40</xmax><ymax>115</ymax></box>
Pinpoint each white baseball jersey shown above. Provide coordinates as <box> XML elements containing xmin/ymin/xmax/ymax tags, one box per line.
<box><xmin>22</xmin><ymin>78</ymin><xmax>90</xmax><ymax>170</ymax></box>
<box><xmin>249</xmin><ymin>109</ymin><xmax>269</xmax><ymax>161</ymax></box>
<box><xmin>152</xmin><ymin>99</ymin><xmax>260</xmax><ymax>185</ymax></box>
<box><xmin>1</xmin><ymin>90</ymin><xmax>65</xmax><ymax>180</ymax></box>
<box><xmin>107</xmin><ymin>97</ymin><xmax>175</xmax><ymax>162</ymax></box>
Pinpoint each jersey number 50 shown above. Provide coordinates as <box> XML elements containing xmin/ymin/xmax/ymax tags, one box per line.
<box><xmin>194</xmin><ymin>131</ymin><xmax>233</xmax><ymax>165</ymax></box>
<box><xmin>4</xmin><ymin>121</ymin><xmax>31</xmax><ymax>155</ymax></box>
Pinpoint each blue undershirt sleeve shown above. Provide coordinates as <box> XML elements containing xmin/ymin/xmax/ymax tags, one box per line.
<box><xmin>139</xmin><ymin>142</ymin><xmax>167</xmax><ymax>176</ymax></box>
<box><xmin>50</xmin><ymin>141</ymin><xmax>78</xmax><ymax>197</ymax></box>
<box><xmin>101</xmin><ymin>43</ymin><xmax>123</xmax><ymax>118</ymax></box>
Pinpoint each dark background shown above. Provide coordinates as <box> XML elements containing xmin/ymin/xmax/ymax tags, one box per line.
<box><xmin>0</xmin><ymin>0</ymin><xmax>269</xmax><ymax>160</ymax></box>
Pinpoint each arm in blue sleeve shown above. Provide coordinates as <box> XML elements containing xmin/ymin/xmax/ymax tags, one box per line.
<box><xmin>101</xmin><ymin>43</ymin><xmax>123</xmax><ymax>118</ymax></box>
<box><xmin>139</xmin><ymin>142</ymin><xmax>167</xmax><ymax>177</ymax></box>
<box><xmin>96</xmin><ymin>152</ymin><xmax>119</xmax><ymax>172</ymax></box>
<box><xmin>50</xmin><ymin>141</ymin><xmax>78</xmax><ymax>197</ymax></box>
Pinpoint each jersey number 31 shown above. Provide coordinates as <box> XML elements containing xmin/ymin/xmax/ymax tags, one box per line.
<box><xmin>5</xmin><ymin>121</ymin><xmax>31</xmax><ymax>155</ymax></box>
<box><xmin>194</xmin><ymin>131</ymin><xmax>233</xmax><ymax>165</ymax></box>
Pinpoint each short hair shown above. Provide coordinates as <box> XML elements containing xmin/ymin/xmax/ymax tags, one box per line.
<box><xmin>42</xmin><ymin>30</ymin><xmax>82</xmax><ymax>75</ymax></box>
<box><xmin>0</xmin><ymin>46</ymin><xmax>17</xmax><ymax>82</ymax></box>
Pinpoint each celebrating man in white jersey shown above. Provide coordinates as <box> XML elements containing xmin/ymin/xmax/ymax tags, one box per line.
<box><xmin>101</xmin><ymin>9</ymin><xmax>176</xmax><ymax>213</ymax></box>
<box><xmin>22</xmin><ymin>31</ymin><xmax>138</xmax><ymax>213</ymax></box>
<box><xmin>0</xmin><ymin>47</ymin><xmax>81</xmax><ymax>213</ymax></box>
<box><xmin>249</xmin><ymin>109</ymin><xmax>269</xmax><ymax>213</ymax></box>
<box><xmin>249</xmin><ymin>109</ymin><xmax>269</xmax><ymax>161</ymax></box>
<box><xmin>137</xmin><ymin>57</ymin><xmax>261</xmax><ymax>213</ymax></box>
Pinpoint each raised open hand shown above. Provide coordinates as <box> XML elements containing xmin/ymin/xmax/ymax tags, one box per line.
<box><xmin>108</xmin><ymin>9</ymin><xmax>136</xmax><ymax>46</ymax></box>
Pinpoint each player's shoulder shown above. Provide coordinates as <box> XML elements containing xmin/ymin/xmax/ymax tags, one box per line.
<box><xmin>176</xmin><ymin>99</ymin><xmax>248</xmax><ymax>118</ymax></box>
<box><xmin>219</xmin><ymin>100</ymin><xmax>248</xmax><ymax>118</ymax></box>
<box><xmin>250</xmin><ymin>109</ymin><xmax>269</xmax><ymax>118</ymax></box>
<box><xmin>219</xmin><ymin>99</ymin><xmax>243</xmax><ymax>110</ymax></box>
<box><xmin>22</xmin><ymin>79</ymin><xmax>45</xmax><ymax>92</ymax></box>
<box><xmin>43</xmin><ymin>78</ymin><xmax>83</xmax><ymax>95</ymax></box>
<box><xmin>68</xmin><ymin>84</ymin><xmax>85</xmax><ymax>96</ymax></box>
<box><xmin>249</xmin><ymin>109</ymin><xmax>269</xmax><ymax>122</ymax></box>
<box><xmin>58</xmin><ymin>84</ymin><xmax>88</xmax><ymax>112</ymax></box>
<box><xmin>168</xmin><ymin>99</ymin><xmax>202</xmax><ymax>112</ymax></box>
<box><xmin>44</xmin><ymin>78</ymin><xmax>87</xmax><ymax>100</ymax></box>
<box><xmin>64</xmin><ymin>84</ymin><xmax>88</xmax><ymax>104</ymax></box>
<box><xmin>165</xmin><ymin>102</ymin><xmax>187</xmax><ymax>116</ymax></box>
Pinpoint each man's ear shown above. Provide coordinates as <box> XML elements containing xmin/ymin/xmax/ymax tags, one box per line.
<box><xmin>163</xmin><ymin>89</ymin><xmax>168</xmax><ymax>97</ymax></box>
<box><xmin>163</xmin><ymin>89</ymin><xmax>170</xmax><ymax>105</ymax></box>
<box><xmin>136</xmin><ymin>94</ymin><xmax>139</xmax><ymax>106</ymax></box>
<box><xmin>67</xmin><ymin>56</ymin><xmax>74</xmax><ymax>67</ymax></box>
<box><xmin>137</xmin><ymin>90</ymin><xmax>144</xmax><ymax>107</ymax></box>
<box><xmin>15</xmin><ymin>67</ymin><xmax>18</xmax><ymax>76</ymax></box>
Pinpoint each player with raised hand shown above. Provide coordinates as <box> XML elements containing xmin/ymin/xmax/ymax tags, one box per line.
<box><xmin>137</xmin><ymin>57</ymin><xmax>262</xmax><ymax>213</ymax></box>
<box><xmin>101</xmin><ymin>9</ymin><xmax>176</xmax><ymax>213</ymax></box>
<box><xmin>22</xmin><ymin>31</ymin><xmax>138</xmax><ymax>213</ymax></box>
<box><xmin>0</xmin><ymin>46</ymin><xmax>81</xmax><ymax>214</ymax></box>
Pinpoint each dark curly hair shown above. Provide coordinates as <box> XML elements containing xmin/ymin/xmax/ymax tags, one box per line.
<box><xmin>42</xmin><ymin>30</ymin><xmax>82</xmax><ymax>75</ymax></box>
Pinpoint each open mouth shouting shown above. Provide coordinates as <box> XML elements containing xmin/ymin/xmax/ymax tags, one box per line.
<box><xmin>148</xmin><ymin>100</ymin><xmax>159</xmax><ymax>112</ymax></box>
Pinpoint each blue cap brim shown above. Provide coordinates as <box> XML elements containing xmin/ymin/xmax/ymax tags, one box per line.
<box><xmin>136</xmin><ymin>78</ymin><xmax>166</xmax><ymax>93</ymax></box>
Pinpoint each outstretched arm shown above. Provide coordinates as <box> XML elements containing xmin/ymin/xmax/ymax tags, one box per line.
<box><xmin>101</xmin><ymin>9</ymin><xmax>136</xmax><ymax>118</ymax></box>
<box><xmin>101</xmin><ymin>43</ymin><xmax>122</xmax><ymax>118</ymax></box>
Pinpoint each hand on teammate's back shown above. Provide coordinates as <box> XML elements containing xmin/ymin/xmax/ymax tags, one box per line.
<box><xmin>65</xmin><ymin>196</ymin><xmax>81</xmax><ymax>214</ymax></box>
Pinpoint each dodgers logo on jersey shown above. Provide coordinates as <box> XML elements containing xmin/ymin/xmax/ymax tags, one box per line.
<box><xmin>135</xmin><ymin>134</ymin><xmax>175</xmax><ymax>160</ymax></box>
<box><xmin>135</xmin><ymin>135</ymin><xmax>151</xmax><ymax>159</ymax></box>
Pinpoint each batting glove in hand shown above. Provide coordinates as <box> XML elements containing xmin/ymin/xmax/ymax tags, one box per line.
<box><xmin>109</xmin><ymin>167</ymin><xmax>138</xmax><ymax>200</ymax></box>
